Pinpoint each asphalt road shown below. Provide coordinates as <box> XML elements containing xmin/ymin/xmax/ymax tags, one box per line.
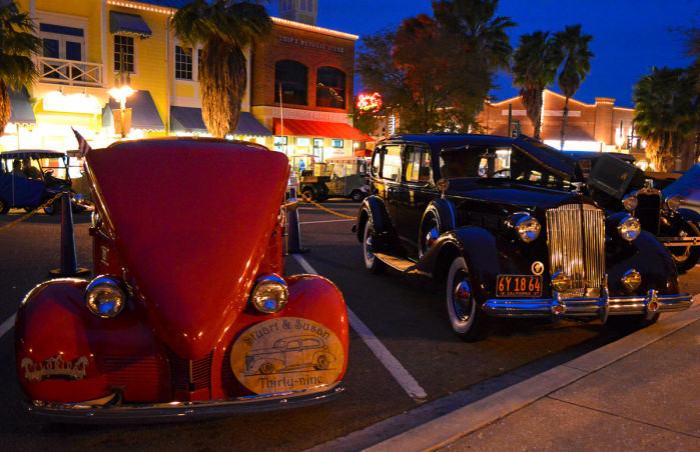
<box><xmin>1</xmin><ymin>203</ymin><xmax>698</xmax><ymax>451</ymax></box>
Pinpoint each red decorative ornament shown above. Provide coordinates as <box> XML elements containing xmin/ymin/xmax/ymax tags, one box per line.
<box><xmin>357</xmin><ymin>92</ymin><xmax>383</xmax><ymax>114</ymax></box>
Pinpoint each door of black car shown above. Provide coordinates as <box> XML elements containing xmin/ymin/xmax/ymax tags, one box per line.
<box><xmin>395</xmin><ymin>143</ymin><xmax>435</xmax><ymax>256</ymax></box>
<box><xmin>371</xmin><ymin>144</ymin><xmax>404</xmax><ymax>236</ymax></box>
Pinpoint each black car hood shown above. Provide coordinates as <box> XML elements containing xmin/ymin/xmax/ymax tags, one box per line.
<box><xmin>512</xmin><ymin>135</ymin><xmax>578</xmax><ymax>179</ymax></box>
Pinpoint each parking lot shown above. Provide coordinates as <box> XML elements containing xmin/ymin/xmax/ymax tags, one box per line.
<box><xmin>1</xmin><ymin>202</ymin><xmax>698</xmax><ymax>451</ymax></box>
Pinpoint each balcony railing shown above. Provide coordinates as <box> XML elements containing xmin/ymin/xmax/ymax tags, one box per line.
<box><xmin>37</xmin><ymin>57</ymin><xmax>104</xmax><ymax>87</ymax></box>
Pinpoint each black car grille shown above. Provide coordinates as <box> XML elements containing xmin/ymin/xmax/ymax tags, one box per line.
<box><xmin>636</xmin><ymin>191</ymin><xmax>661</xmax><ymax>235</ymax></box>
<box><xmin>546</xmin><ymin>203</ymin><xmax>605</xmax><ymax>297</ymax></box>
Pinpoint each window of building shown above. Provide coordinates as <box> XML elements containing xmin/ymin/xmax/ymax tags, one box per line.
<box><xmin>114</xmin><ymin>35</ymin><xmax>135</xmax><ymax>73</ymax></box>
<box><xmin>313</xmin><ymin>138</ymin><xmax>324</xmax><ymax>160</ymax></box>
<box><xmin>274</xmin><ymin>135</ymin><xmax>288</xmax><ymax>153</ymax></box>
<box><xmin>316</xmin><ymin>66</ymin><xmax>345</xmax><ymax>109</ymax></box>
<box><xmin>275</xmin><ymin>60</ymin><xmax>308</xmax><ymax>105</ymax></box>
<box><xmin>175</xmin><ymin>46</ymin><xmax>193</xmax><ymax>80</ymax></box>
<box><xmin>39</xmin><ymin>23</ymin><xmax>86</xmax><ymax>80</ymax></box>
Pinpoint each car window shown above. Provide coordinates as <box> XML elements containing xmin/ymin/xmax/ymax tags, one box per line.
<box><xmin>371</xmin><ymin>148</ymin><xmax>382</xmax><ymax>177</ymax></box>
<box><xmin>440</xmin><ymin>147</ymin><xmax>483</xmax><ymax>178</ymax></box>
<box><xmin>404</xmin><ymin>145</ymin><xmax>432</xmax><ymax>183</ymax></box>
<box><xmin>381</xmin><ymin>145</ymin><xmax>402</xmax><ymax>182</ymax></box>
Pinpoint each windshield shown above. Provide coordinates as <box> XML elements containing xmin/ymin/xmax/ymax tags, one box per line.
<box><xmin>440</xmin><ymin>146</ymin><xmax>572</xmax><ymax>189</ymax></box>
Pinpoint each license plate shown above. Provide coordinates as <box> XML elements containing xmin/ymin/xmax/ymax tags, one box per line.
<box><xmin>496</xmin><ymin>275</ymin><xmax>542</xmax><ymax>297</ymax></box>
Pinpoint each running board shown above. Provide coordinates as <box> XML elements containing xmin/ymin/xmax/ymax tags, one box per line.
<box><xmin>374</xmin><ymin>252</ymin><xmax>416</xmax><ymax>273</ymax></box>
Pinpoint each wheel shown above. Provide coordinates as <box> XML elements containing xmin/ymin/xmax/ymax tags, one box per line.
<box><xmin>314</xmin><ymin>354</ymin><xmax>329</xmax><ymax>370</ymax></box>
<box><xmin>259</xmin><ymin>362</ymin><xmax>275</xmax><ymax>375</ymax></box>
<box><xmin>351</xmin><ymin>190</ymin><xmax>364</xmax><ymax>202</ymax></box>
<box><xmin>667</xmin><ymin>220</ymin><xmax>700</xmax><ymax>274</ymax></box>
<box><xmin>0</xmin><ymin>198</ymin><xmax>8</xmax><ymax>214</ymax></box>
<box><xmin>445</xmin><ymin>256</ymin><xmax>489</xmax><ymax>341</ymax></box>
<box><xmin>362</xmin><ymin>220</ymin><xmax>386</xmax><ymax>274</ymax></box>
<box><xmin>302</xmin><ymin>187</ymin><xmax>315</xmax><ymax>202</ymax></box>
<box><xmin>419</xmin><ymin>216</ymin><xmax>440</xmax><ymax>258</ymax></box>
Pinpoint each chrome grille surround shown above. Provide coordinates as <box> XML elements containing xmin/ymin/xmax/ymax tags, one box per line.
<box><xmin>546</xmin><ymin>203</ymin><xmax>605</xmax><ymax>298</ymax></box>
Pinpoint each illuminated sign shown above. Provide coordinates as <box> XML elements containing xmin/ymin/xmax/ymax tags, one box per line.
<box><xmin>356</xmin><ymin>92</ymin><xmax>382</xmax><ymax>114</ymax></box>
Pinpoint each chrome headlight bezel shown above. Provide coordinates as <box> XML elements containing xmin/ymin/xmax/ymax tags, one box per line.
<box><xmin>85</xmin><ymin>275</ymin><xmax>127</xmax><ymax>318</ymax></box>
<box><xmin>664</xmin><ymin>195</ymin><xmax>682</xmax><ymax>212</ymax></box>
<box><xmin>617</xmin><ymin>215</ymin><xmax>641</xmax><ymax>242</ymax></box>
<box><xmin>621</xmin><ymin>269</ymin><xmax>642</xmax><ymax>292</ymax></box>
<box><xmin>250</xmin><ymin>274</ymin><xmax>289</xmax><ymax>314</ymax></box>
<box><xmin>515</xmin><ymin>215</ymin><xmax>541</xmax><ymax>243</ymax></box>
<box><xmin>621</xmin><ymin>194</ymin><xmax>638</xmax><ymax>212</ymax></box>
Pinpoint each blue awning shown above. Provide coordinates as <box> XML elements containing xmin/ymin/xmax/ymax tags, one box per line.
<box><xmin>9</xmin><ymin>89</ymin><xmax>35</xmax><ymax>125</ymax></box>
<box><xmin>169</xmin><ymin>107</ymin><xmax>272</xmax><ymax>137</ymax></box>
<box><xmin>109</xmin><ymin>11</ymin><xmax>152</xmax><ymax>39</ymax></box>
<box><xmin>104</xmin><ymin>90</ymin><xmax>164</xmax><ymax>131</ymax></box>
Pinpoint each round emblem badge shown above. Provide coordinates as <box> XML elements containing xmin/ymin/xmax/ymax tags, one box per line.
<box><xmin>531</xmin><ymin>261</ymin><xmax>544</xmax><ymax>275</ymax></box>
<box><xmin>230</xmin><ymin>317</ymin><xmax>345</xmax><ymax>395</ymax></box>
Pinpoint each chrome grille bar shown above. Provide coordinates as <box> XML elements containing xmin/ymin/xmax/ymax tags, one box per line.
<box><xmin>546</xmin><ymin>203</ymin><xmax>605</xmax><ymax>291</ymax></box>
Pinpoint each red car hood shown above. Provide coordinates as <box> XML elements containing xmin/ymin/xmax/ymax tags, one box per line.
<box><xmin>86</xmin><ymin>139</ymin><xmax>289</xmax><ymax>359</ymax></box>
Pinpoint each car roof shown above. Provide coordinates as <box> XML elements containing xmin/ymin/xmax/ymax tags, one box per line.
<box><xmin>0</xmin><ymin>149</ymin><xmax>66</xmax><ymax>159</ymax></box>
<box><xmin>565</xmin><ymin>151</ymin><xmax>636</xmax><ymax>163</ymax></box>
<box><xmin>379</xmin><ymin>133</ymin><xmax>514</xmax><ymax>153</ymax></box>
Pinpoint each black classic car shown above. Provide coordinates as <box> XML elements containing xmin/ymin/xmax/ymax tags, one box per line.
<box><xmin>566</xmin><ymin>151</ymin><xmax>700</xmax><ymax>273</ymax></box>
<box><xmin>354</xmin><ymin>134</ymin><xmax>693</xmax><ymax>341</ymax></box>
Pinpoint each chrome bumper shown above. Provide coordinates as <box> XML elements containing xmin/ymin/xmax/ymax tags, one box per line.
<box><xmin>26</xmin><ymin>382</ymin><xmax>343</xmax><ymax>424</ymax></box>
<box><xmin>483</xmin><ymin>289</ymin><xmax>693</xmax><ymax>320</ymax></box>
<box><xmin>656</xmin><ymin>236</ymin><xmax>700</xmax><ymax>247</ymax></box>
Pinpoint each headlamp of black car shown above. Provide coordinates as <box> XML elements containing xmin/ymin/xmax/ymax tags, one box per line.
<box><xmin>617</xmin><ymin>215</ymin><xmax>641</xmax><ymax>242</ymax></box>
<box><xmin>85</xmin><ymin>275</ymin><xmax>127</xmax><ymax>318</ymax></box>
<box><xmin>622</xmin><ymin>194</ymin><xmax>638</xmax><ymax>212</ymax></box>
<box><xmin>507</xmin><ymin>213</ymin><xmax>541</xmax><ymax>243</ymax></box>
<box><xmin>664</xmin><ymin>195</ymin><xmax>682</xmax><ymax>212</ymax></box>
<box><xmin>250</xmin><ymin>274</ymin><xmax>289</xmax><ymax>314</ymax></box>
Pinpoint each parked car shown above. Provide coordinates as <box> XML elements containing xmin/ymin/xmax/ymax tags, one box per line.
<box><xmin>0</xmin><ymin>149</ymin><xmax>88</xmax><ymax>214</ymax></box>
<box><xmin>354</xmin><ymin>134</ymin><xmax>692</xmax><ymax>341</ymax></box>
<box><xmin>324</xmin><ymin>156</ymin><xmax>370</xmax><ymax>201</ymax></box>
<box><xmin>566</xmin><ymin>151</ymin><xmax>700</xmax><ymax>273</ymax></box>
<box><xmin>15</xmin><ymin>138</ymin><xmax>348</xmax><ymax>422</ymax></box>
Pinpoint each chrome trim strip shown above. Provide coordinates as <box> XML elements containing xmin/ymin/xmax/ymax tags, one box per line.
<box><xmin>26</xmin><ymin>382</ymin><xmax>343</xmax><ymax>424</ymax></box>
<box><xmin>482</xmin><ymin>290</ymin><xmax>693</xmax><ymax>318</ymax></box>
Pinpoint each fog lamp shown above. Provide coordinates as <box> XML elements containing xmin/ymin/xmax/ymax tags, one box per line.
<box><xmin>621</xmin><ymin>269</ymin><xmax>642</xmax><ymax>292</ymax></box>
<box><xmin>551</xmin><ymin>271</ymin><xmax>571</xmax><ymax>292</ymax></box>
<box><xmin>665</xmin><ymin>195</ymin><xmax>682</xmax><ymax>211</ymax></box>
<box><xmin>515</xmin><ymin>215</ymin><xmax>541</xmax><ymax>243</ymax></box>
<box><xmin>250</xmin><ymin>274</ymin><xmax>288</xmax><ymax>314</ymax></box>
<box><xmin>85</xmin><ymin>276</ymin><xmax>126</xmax><ymax>318</ymax></box>
<box><xmin>621</xmin><ymin>194</ymin><xmax>638</xmax><ymax>212</ymax></box>
<box><xmin>617</xmin><ymin>216</ymin><xmax>641</xmax><ymax>242</ymax></box>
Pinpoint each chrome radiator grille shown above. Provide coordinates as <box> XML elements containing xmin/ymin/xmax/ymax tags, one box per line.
<box><xmin>546</xmin><ymin>204</ymin><xmax>605</xmax><ymax>294</ymax></box>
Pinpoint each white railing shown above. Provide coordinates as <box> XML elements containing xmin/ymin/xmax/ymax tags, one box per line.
<box><xmin>37</xmin><ymin>57</ymin><xmax>104</xmax><ymax>87</ymax></box>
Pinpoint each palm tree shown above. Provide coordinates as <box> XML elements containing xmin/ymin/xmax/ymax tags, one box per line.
<box><xmin>511</xmin><ymin>31</ymin><xmax>558</xmax><ymax>140</ymax></box>
<box><xmin>633</xmin><ymin>67</ymin><xmax>698</xmax><ymax>171</ymax></box>
<box><xmin>0</xmin><ymin>1</ymin><xmax>41</xmax><ymax>137</ymax></box>
<box><xmin>553</xmin><ymin>24</ymin><xmax>593</xmax><ymax>150</ymax></box>
<box><xmin>172</xmin><ymin>0</ymin><xmax>271</xmax><ymax>138</ymax></box>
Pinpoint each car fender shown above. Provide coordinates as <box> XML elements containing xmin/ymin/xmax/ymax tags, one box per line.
<box><xmin>15</xmin><ymin>278</ymin><xmax>170</xmax><ymax>404</ymax></box>
<box><xmin>417</xmin><ymin>226</ymin><xmax>501</xmax><ymax>301</ymax></box>
<box><xmin>356</xmin><ymin>195</ymin><xmax>391</xmax><ymax>243</ymax></box>
<box><xmin>421</xmin><ymin>198</ymin><xmax>456</xmax><ymax>232</ymax></box>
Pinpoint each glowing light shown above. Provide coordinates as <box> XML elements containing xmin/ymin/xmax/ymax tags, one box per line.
<box><xmin>357</xmin><ymin>92</ymin><xmax>382</xmax><ymax>114</ymax></box>
<box><xmin>43</xmin><ymin>91</ymin><xmax>101</xmax><ymax>115</ymax></box>
<box><xmin>109</xmin><ymin>86</ymin><xmax>136</xmax><ymax>109</ymax></box>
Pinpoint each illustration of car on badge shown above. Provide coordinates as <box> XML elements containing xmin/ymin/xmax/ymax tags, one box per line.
<box><xmin>244</xmin><ymin>335</ymin><xmax>337</xmax><ymax>375</ymax></box>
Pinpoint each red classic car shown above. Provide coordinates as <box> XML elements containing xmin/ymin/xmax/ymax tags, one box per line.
<box><xmin>14</xmin><ymin>138</ymin><xmax>349</xmax><ymax>422</ymax></box>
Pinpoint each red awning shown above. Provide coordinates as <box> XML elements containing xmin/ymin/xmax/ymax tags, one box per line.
<box><xmin>273</xmin><ymin>118</ymin><xmax>374</xmax><ymax>142</ymax></box>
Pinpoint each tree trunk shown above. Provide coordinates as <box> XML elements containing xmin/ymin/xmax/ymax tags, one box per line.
<box><xmin>0</xmin><ymin>81</ymin><xmax>10</xmax><ymax>138</ymax></box>
<box><xmin>200</xmin><ymin>36</ymin><xmax>246</xmax><ymax>138</ymax></box>
<box><xmin>560</xmin><ymin>97</ymin><xmax>570</xmax><ymax>150</ymax></box>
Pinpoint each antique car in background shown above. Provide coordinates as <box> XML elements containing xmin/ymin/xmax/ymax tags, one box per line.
<box><xmin>0</xmin><ymin>149</ymin><xmax>88</xmax><ymax>214</ymax></box>
<box><xmin>355</xmin><ymin>134</ymin><xmax>692</xmax><ymax>341</ymax></box>
<box><xmin>15</xmin><ymin>138</ymin><xmax>348</xmax><ymax>422</ymax></box>
<box><xmin>566</xmin><ymin>151</ymin><xmax>700</xmax><ymax>273</ymax></box>
<box><xmin>324</xmin><ymin>156</ymin><xmax>370</xmax><ymax>201</ymax></box>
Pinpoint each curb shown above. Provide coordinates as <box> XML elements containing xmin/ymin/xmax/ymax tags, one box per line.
<box><xmin>365</xmin><ymin>298</ymin><xmax>700</xmax><ymax>452</ymax></box>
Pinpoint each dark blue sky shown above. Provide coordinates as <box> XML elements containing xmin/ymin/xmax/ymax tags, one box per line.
<box><xmin>268</xmin><ymin>0</ymin><xmax>700</xmax><ymax>107</ymax></box>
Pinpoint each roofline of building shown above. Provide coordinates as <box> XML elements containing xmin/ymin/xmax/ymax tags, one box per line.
<box><xmin>486</xmin><ymin>89</ymin><xmax>633</xmax><ymax>109</ymax></box>
<box><xmin>106</xmin><ymin>1</ymin><xmax>358</xmax><ymax>41</ymax></box>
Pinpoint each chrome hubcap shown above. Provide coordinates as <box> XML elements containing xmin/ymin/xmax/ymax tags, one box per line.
<box><xmin>452</xmin><ymin>278</ymin><xmax>472</xmax><ymax>321</ymax></box>
<box><xmin>423</xmin><ymin>227</ymin><xmax>439</xmax><ymax>254</ymax></box>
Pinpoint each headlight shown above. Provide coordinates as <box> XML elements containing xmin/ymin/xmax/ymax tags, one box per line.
<box><xmin>250</xmin><ymin>274</ymin><xmax>288</xmax><ymax>314</ymax></box>
<box><xmin>617</xmin><ymin>216</ymin><xmax>641</xmax><ymax>242</ymax></box>
<box><xmin>622</xmin><ymin>194</ymin><xmax>638</xmax><ymax>212</ymax></box>
<box><xmin>621</xmin><ymin>269</ymin><xmax>642</xmax><ymax>292</ymax></box>
<box><xmin>551</xmin><ymin>271</ymin><xmax>571</xmax><ymax>292</ymax></box>
<box><xmin>665</xmin><ymin>195</ymin><xmax>681</xmax><ymax>211</ymax></box>
<box><xmin>515</xmin><ymin>215</ymin><xmax>541</xmax><ymax>243</ymax></box>
<box><xmin>85</xmin><ymin>276</ymin><xmax>126</xmax><ymax>318</ymax></box>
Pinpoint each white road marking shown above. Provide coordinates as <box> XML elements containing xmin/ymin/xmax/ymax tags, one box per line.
<box><xmin>300</xmin><ymin>219</ymin><xmax>355</xmax><ymax>225</ymax></box>
<box><xmin>0</xmin><ymin>313</ymin><xmax>16</xmax><ymax>339</ymax></box>
<box><xmin>292</xmin><ymin>254</ymin><xmax>428</xmax><ymax>402</ymax></box>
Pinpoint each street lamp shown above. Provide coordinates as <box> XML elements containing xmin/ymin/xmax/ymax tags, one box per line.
<box><xmin>108</xmin><ymin>85</ymin><xmax>135</xmax><ymax>138</ymax></box>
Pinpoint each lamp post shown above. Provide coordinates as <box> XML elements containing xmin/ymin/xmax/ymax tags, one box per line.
<box><xmin>108</xmin><ymin>85</ymin><xmax>135</xmax><ymax>139</ymax></box>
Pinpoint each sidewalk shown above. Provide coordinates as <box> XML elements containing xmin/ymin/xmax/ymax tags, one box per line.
<box><xmin>368</xmin><ymin>299</ymin><xmax>700</xmax><ymax>451</ymax></box>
